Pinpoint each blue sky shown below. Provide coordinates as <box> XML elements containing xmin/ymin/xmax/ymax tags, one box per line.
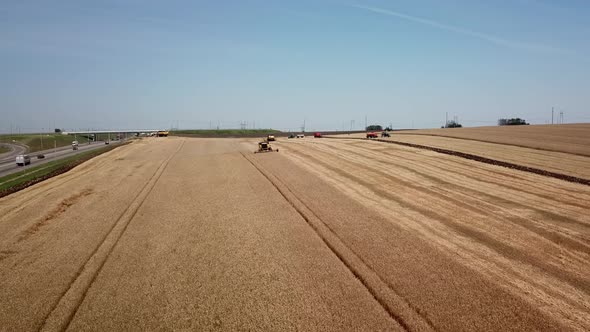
<box><xmin>1</xmin><ymin>0</ymin><xmax>589</xmax><ymax>132</ymax></box>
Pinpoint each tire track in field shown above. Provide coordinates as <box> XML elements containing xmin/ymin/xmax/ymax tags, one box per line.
<box><xmin>39</xmin><ymin>139</ymin><xmax>185</xmax><ymax>332</ymax></box>
<box><xmin>242</xmin><ymin>152</ymin><xmax>435</xmax><ymax>332</ymax></box>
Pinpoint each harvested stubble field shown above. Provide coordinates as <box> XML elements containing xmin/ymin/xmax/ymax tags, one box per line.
<box><xmin>0</xmin><ymin>133</ymin><xmax>588</xmax><ymax>331</ymax></box>
<box><xmin>394</xmin><ymin>123</ymin><xmax>590</xmax><ymax>156</ymax></box>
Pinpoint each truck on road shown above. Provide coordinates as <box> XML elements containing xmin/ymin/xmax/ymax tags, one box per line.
<box><xmin>16</xmin><ymin>155</ymin><xmax>31</xmax><ymax>166</ymax></box>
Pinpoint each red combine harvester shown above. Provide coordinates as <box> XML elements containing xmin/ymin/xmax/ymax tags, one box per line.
<box><xmin>366</xmin><ymin>132</ymin><xmax>378</xmax><ymax>139</ymax></box>
<box><xmin>314</xmin><ymin>132</ymin><xmax>322</xmax><ymax>138</ymax></box>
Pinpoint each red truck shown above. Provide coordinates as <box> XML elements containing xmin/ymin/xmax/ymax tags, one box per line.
<box><xmin>366</xmin><ymin>132</ymin><xmax>378</xmax><ymax>139</ymax></box>
<box><xmin>314</xmin><ymin>132</ymin><xmax>322</xmax><ymax>138</ymax></box>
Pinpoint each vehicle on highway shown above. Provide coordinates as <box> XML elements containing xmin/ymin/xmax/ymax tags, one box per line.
<box><xmin>16</xmin><ymin>154</ymin><xmax>31</xmax><ymax>166</ymax></box>
<box><xmin>314</xmin><ymin>132</ymin><xmax>322</xmax><ymax>138</ymax></box>
<box><xmin>72</xmin><ymin>140</ymin><xmax>79</xmax><ymax>150</ymax></box>
<box><xmin>37</xmin><ymin>154</ymin><xmax>45</xmax><ymax>159</ymax></box>
<box><xmin>105</xmin><ymin>141</ymin><xmax>110</xmax><ymax>145</ymax></box>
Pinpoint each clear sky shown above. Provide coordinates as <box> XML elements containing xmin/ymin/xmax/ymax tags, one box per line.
<box><xmin>1</xmin><ymin>0</ymin><xmax>589</xmax><ymax>132</ymax></box>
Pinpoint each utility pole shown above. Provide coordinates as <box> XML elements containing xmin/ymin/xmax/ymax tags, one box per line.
<box><xmin>552</xmin><ymin>107</ymin><xmax>554</xmax><ymax>125</ymax></box>
<box><xmin>365</xmin><ymin>115</ymin><xmax>367</xmax><ymax>130</ymax></box>
<box><xmin>560</xmin><ymin>111</ymin><xmax>564</xmax><ymax>124</ymax></box>
<box><xmin>446</xmin><ymin>112</ymin><xmax>448</xmax><ymax>127</ymax></box>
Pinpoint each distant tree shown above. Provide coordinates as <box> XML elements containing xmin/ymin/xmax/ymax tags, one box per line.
<box><xmin>54</xmin><ymin>128</ymin><xmax>62</xmax><ymax>133</ymax></box>
<box><xmin>498</xmin><ymin>118</ymin><xmax>528</xmax><ymax>126</ymax></box>
<box><xmin>443</xmin><ymin>120</ymin><xmax>462</xmax><ymax>128</ymax></box>
<box><xmin>384</xmin><ymin>126</ymin><xmax>393</xmax><ymax>131</ymax></box>
<box><xmin>366</xmin><ymin>125</ymin><xmax>383</xmax><ymax>131</ymax></box>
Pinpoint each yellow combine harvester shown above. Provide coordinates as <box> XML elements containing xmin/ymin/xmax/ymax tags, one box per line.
<box><xmin>157</xmin><ymin>131</ymin><xmax>169</xmax><ymax>137</ymax></box>
<box><xmin>255</xmin><ymin>141</ymin><xmax>278</xmax><ymax>153</ymax></box>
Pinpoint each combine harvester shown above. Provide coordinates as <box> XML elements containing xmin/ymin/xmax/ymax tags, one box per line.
<box><xmin>255</xmin><ymin>138</ymin><xmax>279</xmax><ymax>153</ymax></box>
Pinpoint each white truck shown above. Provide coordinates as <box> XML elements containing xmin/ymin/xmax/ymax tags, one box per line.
<box><xmin>16</xmin><ymin>155</ymin><xmax>31</xmax><ymax>166</ymax></box>
<box><xmin>72</xmin><ymin>140</ymin><xmax>79</xmax><ymax>150</ymax></box>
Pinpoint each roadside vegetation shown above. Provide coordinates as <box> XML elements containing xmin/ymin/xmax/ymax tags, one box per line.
<box><xmin>0</xmin><ymin>142</ymin><xmax>128</xmax><ymax>198</ymax></box>
<box><xmin>0</xmin><ymin>133</ymin><xmax>124</xmax><ymax>153</ymax></box>
<box><xmin>0</xmin><ymin>146</ymin><xmax>10</xmax><ymax>154</ymax></box>
<box><xmin>0</xmin><ymin>134</ymin><xmax>90</xmax><ymax>153</ymax></box>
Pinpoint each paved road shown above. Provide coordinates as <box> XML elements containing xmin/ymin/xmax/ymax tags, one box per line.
<box><xmin>0</xmin><ymin>143</ymin><xmax>27</xmax><ymax>164</ymax></box>
<box><xmin>0</xmin><ymin>141</ymin><xmax>122</xmax><ymax>178</ymax></box>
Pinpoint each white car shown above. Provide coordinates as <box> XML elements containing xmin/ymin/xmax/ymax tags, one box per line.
<box><xmin>16</xmin><ymin>154</ymin><xmax>31</xmax><ymax>166</ymax></box>
<box><xmin>296</xmin><ymin>134</ymin><xmax>305</xmax><ymax>138</ymax></box>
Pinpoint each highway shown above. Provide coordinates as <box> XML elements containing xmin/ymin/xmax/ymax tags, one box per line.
<box><xmin>0</xmin><ymin>143</ymin><xmax>27</xmax><ymax>164</ymax></box>
<box><xmin>0</xmin><ymin>141</ymin><xmax>123</xmax><ymax>178</ymax></box>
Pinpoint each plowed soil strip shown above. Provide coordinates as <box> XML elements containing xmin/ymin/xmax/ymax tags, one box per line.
<box><xmin>242</xmin><ymin>152</ymin><xmax>434</xmax><ymax>332</ymax></box>
<box><xmin>326</xmin><ymin>137</ymin><xmax>590</xmax><ymax>186</ymax></box>
<box><xmin>39</xmin><ymin>140</ymin><xmax>185</xmax><ymax>332</ymax></box>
